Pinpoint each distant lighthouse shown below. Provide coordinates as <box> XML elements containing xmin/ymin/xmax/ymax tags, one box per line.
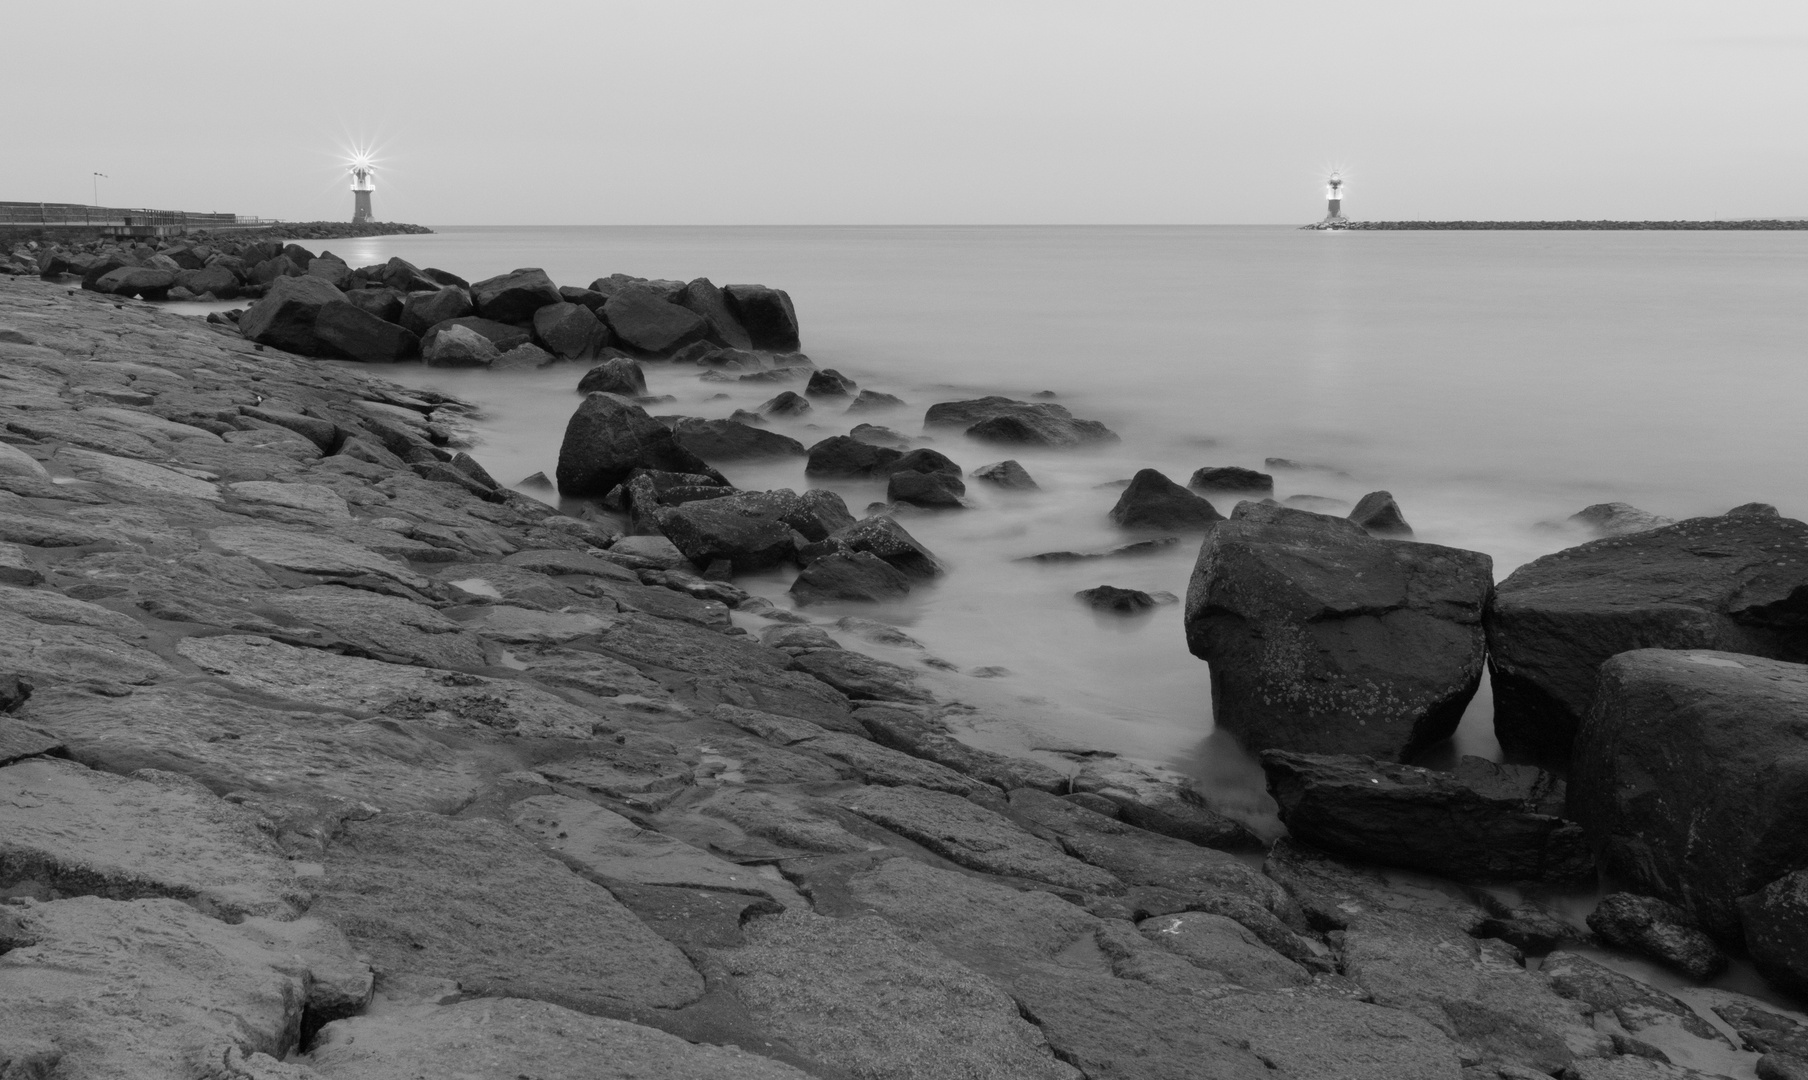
<box><xmin>1320</xmin><ymin>171</ymin><xmax>1347</xmax><ymax>225</ymax></box>
<box><xmin>350</xmin><ymin>161</ymin><xmax>375</xmax><ymax>224</ymax></box>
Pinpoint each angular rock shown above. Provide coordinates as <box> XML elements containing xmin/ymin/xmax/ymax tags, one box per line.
<box><xmin>1487</xmin><ymin>510</ymin><xmax>1808</xmax><ymax>758</ymax></box>
<box><xmin>1349</xmin><ymin>490</ymin><xmax>1414</xmax><ymax>537</ymax></box>
<box><xmin>533</xmin><ymin>301</ymin><xmax>609</xmax><ymax>359</ymax></box>
<box><xmin>605</xmin><ymin>287</ymin><xmax>709</xmax><ymax>356</ymax></box>
<box><xmin>760</xmin><ymin>390</ymin><xmax>810</xmax><ymax>417</ymax></box>
<box><xmin>92</xmin><ymin>265</ymin><xmax>177</xmax><ymax>299</ymax></box>
<box><xmin>811</xmin><ymin>515</ymin><xmax>941</xmax><ymax>578</ymax></box>
<box><xmin>342</xmin><ymin>285</ymin><xmax>402</xmax><ymax>322</ymax></box>
<box><xmin>805</xmin><ymin>368</ymin><xmax>855</xmax><ymax>397</ymax></box>
<box><xmin>1076</xmin><ymin>585</ymin><xmax>1169</xmax><ymax>613</ymax></box>
<box><xmin>399</xmin><ymin>285</ymin><xmax>473</xmax><ymax>336</ymax></box>
<box><xmin>470</xmin><ymin>267</ymin><xmax>561</xmax><ymax>323</ymax></box>
<box><xmin>1541</xmin><ymin>950</ymin><xmax>1731</xmax><ymax>1045</ymax></box>
<box><xmin>1185</xmin><ymin>501</ymin><xmax>1494</xmax><ymax>760</ymax></box>
<box><xmin>973</xmin><ymin>459</ymin><xmax>1038</xmax><ymax>490</ymax></box>
<box><xmin>846</xmin><ymin>389</ymin><xmax>906</xmax><ymax>412</ymax></box>
<box><xmin>238</xmin><ymin>275</ymin><xmax>346</xmax><ymax>356</ymax></box>
<box><xmin>556</xmin><ymin>393</ymin><xmax>723</xmax><ymax>497</ymax></box>
<box><xmin>306</xmin><ymin>997</ymin><xmax>813</xmax><ymax>1079</ymax></box>
<box><xmin>790</xmin><ymin>550</ymin><xmax>912</xmax><ymax>605</ymax></box>
<box><xmin>0</xmin><ymin>757</ymin><xmax>306</xmax><ymax>920</ymax></box>
<box><xmin>1741</xmin><ymin>871</ymin><xmax>1808</xmax><ymax>996</ymax></box>
<box><xmin>1570</xmin><ymin>502</ymin><xmax>1675</xmax><ymax>537</ymax></box>
<box><xmin>675</xmin><ymin>277</ymin><xmax>754</xmax><ymax>350</ymax></box>
<box><xmin>1570</xmin><ymin>649</ymin><xmax>1808</xmax><ymax>941</ymax></box>
<box><xmin>804</xmin><ymin>434</ymin><xmax>901</xmax><ymax>478</ymax></box>
<box><xmin>1261</xmin><ymin>751</ymin><xmax>1594</xmax><ymax>884</ymax></box>
<box><xmin>1070</xmin><ymin>758</ymin><xmax>1261</xmax><ymax>851</ymax></box>
<box><xmin>670</xmin><ymin>416</ymin><xmax>804</xmax><ymax>460</ymax></box>
<box><xmin>309</xmin><ymin>811</ymin><xmax>703</xmax><ymax>1016</ymax></box>
<box><xmin>887</xmin><ymin>468</ymin><xmax>966</xmax><ymax>508</ymax></box>
<box><xmin>1111</xmin><ymin>469</ymin><xmax>1223</xmax><ymax>531</ymax></box>
<box><xmin>925</xmin><ymin>396</ymin><xmax>1118</xmax><ymax>447</ymax></box>
<box><xmin>577</xmin><ymin>356</ymin><xmax>647</xmax><ymax>396</ymax></box>
<box><xmin>421</xmin><ymin>314</ymin><xmax>533</xmax><ymax>353</ymax></box>
<box><xmin>1188</xmin><ymin>466</ymin><xmax>1274</xmax><ymax>497</ymax></box>
<box><xmin>422</xmin><ymin>322</ymin><xmax>500</xmax><ymax>367</ymax></box>
<box><xmin>314</xmin><ymin>300</ymin><xmax>419</xmax><ymax>362</ymax></box>
<box><xmin>722</xmin><ymin>284</ymin><xmax>800</xmax><ymax>350</ymax></box>
<box><xmin>656</xmin><ymin>495</ymin><xmax>808</xmax><ymax>572</ymax></box>
<box><xmin>1586</xmin><ymin>893</ymin><xmax>1727</xmax><ymax>980</ymax></box>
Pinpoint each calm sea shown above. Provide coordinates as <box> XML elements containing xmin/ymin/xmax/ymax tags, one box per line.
<box><xmin>235</xmin><ymin>225</ymin><xmax>1808</xmax><ymax>808</ymax></box>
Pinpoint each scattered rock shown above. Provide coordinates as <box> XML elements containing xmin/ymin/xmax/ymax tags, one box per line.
<box><xmin>470</xmin><ymin>266</ymin><xmax>561</xmax><ymax>323</ymax></box>
<box><xmin>577</xmin><ymin>356</ymin><xmax>648</xmax><ymax>396</ymax></box>
<box><xmin>315</xmin><ymin>300</ymin><xmax>419</xmax><ymax>362</ymax></box>
<box><xmin>1260</xmin><ymin>751</ymin><xmax>1594</xmax><ymax>884</ymax></box>
<box><xmin>807</xmin><ymin>515</ymin><xmax>942</xmax><ymax>578</ymax></box>
<box><xmin>669</xmin><ymin>417</ymin><xmax>805</xmax><ymax>460</ymax></box>
<box><xmin>722</xmin><ymin>284</ymin><xmax>800</xmax><ymax>350</ymax></box>
<box><xmin>1075</xmin><ymin>585</ymin><xmax>1173</xmax><ymax>613</ymax></box>
<box><xmin>887</xmin><ymin>467</ymin><xmax>966</xmax><ymax>509</ymax></box>
<box><xmin>1570</xmin><ymin>649</ymin><xmax>1808</xmax><ymax>942</ymax></box>
<box><xmin>237</xmin><ymin>275</ymin><xmax>346</xmax><ymax>356</ymax></box>
<box><xmin>1109</xmin><ymin>468</ymin><xmax>1223</xmax><ymax>530</ymax></box>
<box><xmin>556</xmin><ymin>393</ymin><xmax>724</xmax><ymax>497</ymax></box>
<box><xmin>805</xmin><ymin>369</ymin><xmax>855</xmax><ymax>397</ymax></box>
<box><xmin>421</xmin><ymin>322</ymin><xmax>501</xmax><ymax>367</ymax></box>
<box><xmin>790</xmin><ymin>551</ymin><xmax>912</xmax><ymax>605</ymax></box>
<box><xmin>1185</xmin><ymin>501</ymin><xmax>1494</xmax><ymax>760</ymax></box>
<box><xmin>972</xmin><ymin>459</ymin><xmax>1038</xmax><ymax>490</ymax></box>
<box><xmin>804</xmin><ymin>434</ymin><xmax>902</xmax><ymax>478</ymax></box>
<box><xmin>1487</xmin><ymin>510</ymin><xmax>1808</xmax><ymax>758</ymax></box>
<box><xmin>533</xmin><ymin>301</ymin><xmax>609</xmax><ymax>359</ymax></box>
<box><xmin>1586</xmin><ymin>893</ymin><xmax>1727</xmax><ymax>980</ymax></box>
<box><xmin>399</xmin><ymin>285</ymin><xmax>473</xmax><ymax>335</ymax></box>
<box><xmin>926</xmin><ymin>397</ymin><xmax>1119</xmax><ymax>447</ymax></box>
<box><xmin>846</xmin><ymin>389</ymin><xmax>906</xmax><ymax>412</ymax></box>
<box><xmin>605</xmin><ymin>287</ymin><xmax>709</xmax><ymax>356</ymax></box>
<box><xmin>1348</xmin><ymin>490</ymin><xmax>1414</xmax><ymax>537</ymax></box>
<box><xmin>676</xmin><ymin>277</ymin><xmax>755</xmax><ymax>350</ymax></box>
<box><xmin>1741</xmin><ymin>871</ymin><xmax>1808</xmax><ymax>996</ymax></box>
<box><xmin>1569</xmin><ymin>502</ymin><xmax>1675</xmax><ymax>537</ymax></box>
<box><xmin>1188</xmin><ymin>466</ymin><xmax>1274</xmax><ymax>497</ymax></box>
<box><xmin>760</xmin><ymin>390</ymin><xmax>810</xmax><ymax>417</ymax></box>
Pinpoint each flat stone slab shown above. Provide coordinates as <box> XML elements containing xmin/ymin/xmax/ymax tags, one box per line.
<box><xmin>834</xmin><ymin>784</ymin><xmax>1122</xmax><ymax>892</ymax></box>
<box><xmin>207</xmin><ymin>524</ymin><xmax>429</xmax><ymax>588</ymax></box>
<box><xmin>308</xmin><ymin>810</ymin><xmax>703</xmax><ymax>1016</ymax></box>
<box><xmin>262</xmin><ymin>585</ymin><xmax>489</xmax><ymax>668</ymax></box>
<box><xmin>0</xmin><ymin>757</ymin><xmax>307</xmax><ymax>920</ymax></box>
<box><xmin>0</xmin><ymin>896</ymin><xmax>310</xmax><ymax>1080</ymax></box>
<box><xmin>177</xmin><ymin>635</ymin><xmax>599</xmax><ymax>739</ymax></box>
<box><xmin>227</xmin><ymin>480</ymin><xmax>352</xmax><ymax>519</ymax></box>
<box><xmin>716</xmin><ymin>704</ymin><xmax>983</xmax><ymax>795</ymax></box>
<box><xmin>28</xmin><ymin>683</ymin><xmax>487</xmax><ymax>813</ymax></box>
<box><xmin>715</xmin><ymin>909</ymin><xmax>1080</xmax><ymax>1080</ymax></box>
<box><xmin>462</xmin><ymin>603</ymin><xmax>615</xmax><ymax>643</ymax></box>
<box><xmin>54</xmin><ymin>446</ymin><xmax>221</xmax><ymax>501</ymax></box>
<box><xmin>306</xmin><ymin>996</ymin><xmax>814</xmax><ymax>1079</ymax></box>
<box><xmin>512</xmin><ymin>794</ymin><xmax>805</xmax><ymax>907</ymax></box>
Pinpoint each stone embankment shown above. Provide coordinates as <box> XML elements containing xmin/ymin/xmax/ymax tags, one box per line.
<box><xmin>2</xmin><ymin>254</ymin><xmax>1806</xmax><ymax>1080</ymax></box>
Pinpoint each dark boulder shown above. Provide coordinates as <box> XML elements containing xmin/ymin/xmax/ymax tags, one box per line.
<box><xmin>555</xmin><ymin>393</ymin><xmax>726</xmax><ymax>497</ymax></box>
<box><xmin>1488</xmin><ymin>510</ymin><xmax>1808</xmax><ymax>759</ymax></box>
<box><xmin>237</xmin><ymin>275</ymin><xmax>347</xmax><ymax>355</ymax></box>
<box><xmin>676</xmin><ymin>278</ymin><xmax>753</xmax><ymax>350</ymax></box>
<box><xmin>790</xmin><ymin>551</ymin><xmax>912</xmax><ymax>605</ymax></box>
<box><xmin>1348</xmin><ymin>491</ymin><xmax>1413</xmax><ymax>537</ymax></box>
<box><xmin>343</xmin><ymin>286</ymin><xmax>403</xmax><ymax>323</ymax></box>
<box><xmin>558</xmin><ymin>285</ymin><xmax>608</xmax><ymax>311</ymax></box>
<box><xmin>79</xmin><ymin>250</ymin><xmax>132</xmax><ymax>289</ymax></box>
<box><xmin>315</xmin><ymin>301</ymin><xmax>420</xmax><ymax>362</ymax></box>
<box><xmin>1261</xmin><ymin>751</ymin><xmax>1593</xmax><ymax>885</ymax></box>
<box><xmin>603</xmin><ymin>288</ymin><xmax>709</xmax><ymax>356</ymax></box>
<box><xmin>421</xmin><ymin>316</ymin><xmax>532</xmax><ymax>354</ymax></box>
<box><xmin>576</xmin><ymin>357</ymin><xmax>647</xmax><ymax>397</ymax></box>
<box><xmin>807</xmin><ymin>516</ymin><xmax>940</xmax><ymax>579</ymax></box>
<box><xmin>849</xmin><ymin>424</ymin><xmax>911</xmax><ymax>449</ymax></box>
<box><xmin>1188</xmin><ymin>466</ymin><xmax>1274</xmax><ymax>497</ymax></box>
<box><xmin>846</xmin><ymin>390</ymin><xmax>906</xmax><ymax>412</ymax></box>
<box><xmin>421</xmin><ymin>324</ymin><xmax>501</xmax><ymax>367</ymax></box>
<box><xmin>806</xmin><ymin>369</ymin><xmax>857</xmax><ymax>398</ymax></box>
<box><xmin>1570</xmin><ymin>649</ymin><xmax>1808</xmax><ymax>943</ymax></box>
<box><xmin>926</xmin><ymin>396</ymin><xmax>1118</xmax><ymax>447</ymax></box>
<box><xmin>281</xmin><ymin>242</ymin><xmax>317</xmax><ymax>265</ymax></box>
<box><xmin>493</xmin><ymin>343</ymin><xmax>555</xmax><ymax>370</ymax></box>
<box><xmin>722</xmin><ymin>284</ymin><xmax>800</xmax><ymax>350</ymax></box>
<box><xmin>1741</xmin><ymin>872</ymin><xmax>1808</xmax><ymax>997</ymax></box>
<box><xmin>470</xmin><ymin>267</ymin><xmax>562</xmax><ymax>323</ymax></box>
<box><xmin>400</xmin><ymin>286</ymin><xmax>474</xmax><ymax>336</ymax></box>
<box><xmin>805</xmin><ymin>436</ymin><xmax>901</xmax><ymax>479</ymax></box>
<box><xmin>1585</xmin><ymin>893</ymin><xmax>1727</xmax><ymax>980</ymax></box>
<box><xmin>669</xmin><ymin>418</ymin><xmax>806</xmax><ymax>461</ymax></box>
<box><xmin>532</xmin><ymin>302</ymin><xmax>610</xmax><ymax>360</ymax></box>
<box><xmin>307</xmin><ymin>257</ymin><xmax>353</xmax><ymax>290</ymax></box>
<box><xmin>622</xmin><ymin>470</ymin><xmax>736</xmax><ymax>534</ymax></box>
<box><xmin>248</xmin><ymin>255</ymin><xmax>306</xmax><ymax>285</ymax></box>
<box><xmin>1185</xmin><ymin>501</ymin><xmax>1494</xmax><ymax>760</ymax></box>
<box><xmin>175</xmin><ymin>265</ymin><xmax>241</xmax><ymax>300</ymax></box>
<box><xmin>92</xmin><ymin>266</ymin><xmax>177</xmax><ymax>300</ymax></box>
<box><xmin>1109</xmin><ymin>469</ymin><xmax>1223</xmax><ymax>530</ymax></box>
<box><xmin>425</xmin><ymin>267</ymin><xmax>468</xmax><ymax>288</ymax></box>
<box><xmin>1076</xmin><ymin>586</ymin><xmax>1172</xmax><ymax>613</ymax></box>
<box><xmin>971</xmin><ymin>460</ymin><xmax>1038</xmax><ymax>490</ymax></box>
<box><xmin>1569</xmin><ymin>502</ymin><xmax>1674</xmax><ymax>537</ymax></box>
<box><xmin>657</xmin><ymin>489</ymin><xmax>854</xmax><ymax>572</ymax></box>
<box><xmin>886</xmin><ymin>470</ymin><xmax>966</xmax><ymax>509</ymax></box>
<box><xmin>377</xmin><ymin>256</ymin><xmax>439</xmax><ymax>293</ymax></box>
<box><xmin>887</xmin><ymin>448</ymin><xmax>959</xmax><ymax>479</ymax></box>
<box><xmin>758</xmin><ymin>391</ymin><xmax>810</xmax><ymax>417</ymax></box>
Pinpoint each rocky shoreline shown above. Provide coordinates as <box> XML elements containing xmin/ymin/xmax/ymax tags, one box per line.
<box><xmin>1302</xmin><ymin>220</ymin><xmax>1808</xmax><ymax>231</ymax></box>
<box><xmin>2</xmin><ymin>239</ymin><xmax>1806</xmax><ymax>1080</ymax></box>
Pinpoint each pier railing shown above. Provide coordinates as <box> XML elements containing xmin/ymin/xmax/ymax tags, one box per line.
<box><xmin>0</xmin><ymin>202</ymin><xmax>250</xmax><ymax>232</ymax></box>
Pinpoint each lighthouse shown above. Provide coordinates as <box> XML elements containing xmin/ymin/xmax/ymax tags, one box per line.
<box><xmin>1320</xmin><ymin>171</ymin><xmax>1347</xmax><ymax>226</ymax></box>
<box><xmin>349</xmin><ymin>160</ymin><xmax>375</xmax><ymax>224</ymax></box>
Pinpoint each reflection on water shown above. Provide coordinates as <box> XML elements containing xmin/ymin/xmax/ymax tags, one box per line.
<box><xmin>221</xmin><ymin>226</ymin><xmax>1807</xmax><ymax>809</ymax></box>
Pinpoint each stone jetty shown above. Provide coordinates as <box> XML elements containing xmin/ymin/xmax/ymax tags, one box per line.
<box><xmin>1</xmin><ymin>244</ymin><xmax>1805</xmax><ymax>1080</ymax></box>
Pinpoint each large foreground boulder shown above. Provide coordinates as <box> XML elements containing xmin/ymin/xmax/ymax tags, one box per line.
<box><xmin>1487</xmin><ymin>508</ymin><xmax>1808</xmax><ymax>758</ymax></box>
<box><xmin>1261</xmin><ymin>751</ymin><xmax>1594</xmax><ymax>884</ymax></box>
<box><xmin>400</xmin><ymin>285</ymin><xmax>473</xmax><ymax>335</ymax></box>
<box><xmin>1185</xmin><ymin>502</ymin><xmax>1494</xmax><ymax>760</ymax></box>
<box><xmin>237</xmin><ymin>275</ymin><xmax>347</xmax><ymax>356</ymax></box>
<box><xmin>604</xmin><ymin>288</ymin><xmax>709</xmax><ymax>356</ymax></box>
<box><xmin>1109</xmin><ymin>469</ymin><xmax>1222</xmax><ymax>530</ymax></box>
<box><xmin>314</xmin><ymin>301</ymin><xmax>419</xmax><ymax>362</ymax></box>
<box><xmin>722</xmin><ymin>284</ymin><xmax>800</xmax><ymax>350</ymax></box>
<box><xmin>92</xmin><ymin>266</ymin><xmax>177</xmax><ymax>300</ymax></box>
<box><xmin>804</xmin><ymin>435</ymin><xmax>901</xmax><ymax>478</ymax></box>
<box><xmin>925</xmin><ymin>397</ymin><xmax>1118</xmax><ymax>447</ymax></box>
<box><xmin>470</xmin><ymin>267</ymin><xmax>561</xmax><ymax>323</ymax></box>
<box><xmin>556</xmin><ymin>393</ymin><xmax>725</xmax><ymax>497</ymax></box>
<box><xmin>1569</xmin><ymin>648</ymin><xmax>1808</xmax><ymax>944</ymax></box>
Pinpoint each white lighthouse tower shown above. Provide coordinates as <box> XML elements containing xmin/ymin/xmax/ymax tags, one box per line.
<box><xmin>350</xmin><ymin>160</ymin><xmax>375</xmax><ymax>224</ymax></box>
<box><xmin>1320</xmin><ymin>171</ymin><xmax>1347</xmax><ymax>226</ymax></box>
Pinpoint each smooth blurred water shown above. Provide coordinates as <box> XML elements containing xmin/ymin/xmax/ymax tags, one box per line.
<box><xmin>287</xmin><ymin>226</ymin><xmax>1807</xmax><ymax>799</ymax></box>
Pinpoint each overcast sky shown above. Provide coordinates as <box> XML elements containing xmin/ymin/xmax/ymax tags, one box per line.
<box><xmin>7</xmin><ymin>1</ymin><xmax>1804</xmax><ymax>224</ymax></box>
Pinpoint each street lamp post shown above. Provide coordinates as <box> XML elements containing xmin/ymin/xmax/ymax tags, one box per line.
<box><xmin>92</xmin><ymin>172</ymin><xmax>108</xmax><ymax>208</ymax></box>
